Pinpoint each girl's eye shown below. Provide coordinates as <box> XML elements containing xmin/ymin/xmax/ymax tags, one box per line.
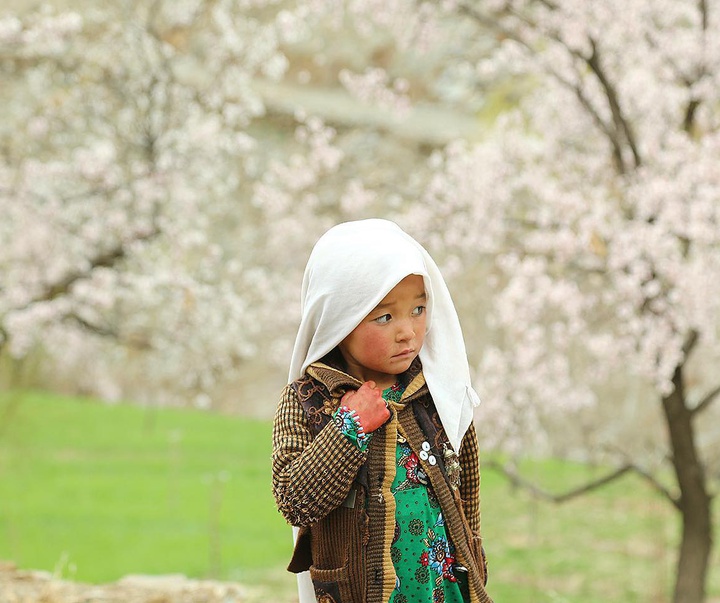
<box><xmin>374</xmin><ymin>314</ymin><xmax>392</xmax><ymax>324</ymax></box>
<box><xmin>412</xmin><ymin>306</ymin><xmax>426</xmax><ymax>316</ymax></box>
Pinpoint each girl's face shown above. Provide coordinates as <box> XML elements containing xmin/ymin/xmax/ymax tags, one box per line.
<box><xmin>338</xmin><ymin>275</ymin><xmax>427</xmax><ymax>390</ymax></box>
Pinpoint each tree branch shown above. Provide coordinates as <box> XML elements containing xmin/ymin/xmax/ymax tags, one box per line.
<box><xmin>699</xmin><ymin>0</ymin><xmax>708</xmax><ymax>32</ymax></box>
<box><xmin>641</xmin><ymin>14</ymin><xmax>707</xmax><ymax>135</ymax></box>
<box><xmin>486</xmin><ymin>459</ymin><xmax>681</xmax><ymax>509</ymax></box>
<box><xmin>64</xmin><ymin>313</ymin><xmax>120</xmax><ymax>340</ymax></box>
<box><xmin>486</xmin><ymin>460</ymin><xmax>632</xmax><ymax>503</ymax></box>
<box><xmin>489</xmin><ymin>5</ymin><xmax>641</xmax><ymax>174</ymax></box>
<box><xmin>683</xmin><ymin>98</ymin><xmax>701</xmax><ymax>134</ymax></box>
<box><xmin>457</xmin><ymin>3</ymin><xmax>639</xmax><ymax>175</ymax></box>
<box><xmin>628</xmin><ymin>464</ymin><xmax>682</xmax><ymax>510</ymax></box>
<box><xmin>22</xmin><ymin>226</ymin><xmax>159</xmax><ymax>310</ymax></box>
<box><xmin>0</xmin><ymin>324</ymin><xmax>8</xmax><ymax>359</ymax></box>
<box><xmin>686</xmin><ymin>0</ymin><xmax>708</xmax><ymax>133</ymax></box>
<box><xmin>682</xmin><ymin>329</ymin><xmax>699</xmax><ymax>358</ymax></box>
<box><xmin>551</xmin><ymin>71</ymin><xmax>626</xmax><ymax>173</ymax></box>
<box><xmin>64</xmin><ymin>313</ymin><xmax>153</xmax><ymax>350</ymax></box>
<box><xmin>692</xmin><ymin>384</ymin><xmax>720</xmax><ymax>417</ymax></box>
<box><xmin>583</xmin><ymin>38</ymin><xmax>642</xmax><ymax>170</ymax></box>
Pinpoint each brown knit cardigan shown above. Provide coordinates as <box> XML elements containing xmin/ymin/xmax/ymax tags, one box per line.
<box><xmin>272</xmin><ymin>359</ymin><xmax>493</xmax><ymax>603</ymax></box>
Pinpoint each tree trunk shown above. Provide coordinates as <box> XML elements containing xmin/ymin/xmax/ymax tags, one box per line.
<box><xmin>662</xmin><ymin>363</ymin><xmax>713</xmax><ymax>603</ymax></box>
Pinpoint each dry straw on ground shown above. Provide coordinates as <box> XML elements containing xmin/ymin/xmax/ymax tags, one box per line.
<box><xmin>0</xmin><ymin>562</ymin><xmax>248</xmax><ymax>603</ymax></box>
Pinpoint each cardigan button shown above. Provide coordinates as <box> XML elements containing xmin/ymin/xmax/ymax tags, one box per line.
<box><xmin>428</xmin><ymin>455</ymin><xmax>437</xmax><ymax>466</ymax></box>
<box><xmin>419</xmin><ymin>450</ymin><xmax>429</xmax><ymax>461</ymax></box>
<box><xmin>421</xmin><ymin>441</ymin><xmax>431</xmax><ymax>452</ymax></box>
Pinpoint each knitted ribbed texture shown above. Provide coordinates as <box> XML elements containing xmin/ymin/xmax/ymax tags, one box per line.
<box><xmin>364</xmin><ymin>410</ymin><xmax>398</xmax><ymax>603</ymax></box>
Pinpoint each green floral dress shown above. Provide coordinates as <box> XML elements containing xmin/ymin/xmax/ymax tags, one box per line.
<box><xmin>383</xmin><ymin>384</ymin><xmax>468</xmax><ymax>603</ymax></box>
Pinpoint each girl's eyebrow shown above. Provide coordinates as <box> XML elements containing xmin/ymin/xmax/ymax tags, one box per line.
<box><xmin>374</xmin><ymin>291</ymin><xmax>427</xmax><ymax>310</ymax></box>
<box><xmin>374</xmin><ymin>301</ymin><xmax>394</xmax><ymax>311</ymax></box>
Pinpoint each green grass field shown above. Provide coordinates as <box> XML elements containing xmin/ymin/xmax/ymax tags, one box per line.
<box><xmin>0</xmin><ymin>390</ymin><xmax>717</xmax><ymax>602</ymax></box>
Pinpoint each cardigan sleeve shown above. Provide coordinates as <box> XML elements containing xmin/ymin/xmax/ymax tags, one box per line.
<box><xmin>458</xmin><ymin>421</ymin><xmax>481</xmax><ymax>533</ymax></box>
<box><xmin>272</xmin><ymin>384</ymin><xmax>368</xmax><ymax>527</ymax></box>
<box><xmin>458</xmin><ymin>420</ymin><xmax>489</xmax><ymax>583</ymax></box>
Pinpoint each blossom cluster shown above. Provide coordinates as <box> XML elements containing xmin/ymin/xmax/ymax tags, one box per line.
<box><xmin>0</xmin><ymin>1</ymin><xmax>309</xmax><ymax>405</ymax></box>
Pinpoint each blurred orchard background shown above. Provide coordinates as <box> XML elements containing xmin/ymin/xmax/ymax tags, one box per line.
<box><xmin>1</xmin><ymin>0</ymin><xmax>719</xmax><ymax>602</ymax></box>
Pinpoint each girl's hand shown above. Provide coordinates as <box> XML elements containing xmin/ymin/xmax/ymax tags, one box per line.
<box><xmin>341</xmin><ymin>381</ymin><xmax>390</xmax><ymax>433</ymax></box>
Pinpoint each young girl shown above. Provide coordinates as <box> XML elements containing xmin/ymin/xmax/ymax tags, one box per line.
<box><xmin>272</xmin><ymin>219</ymin><xmax>492</xmax><ymax>603</ymax></box>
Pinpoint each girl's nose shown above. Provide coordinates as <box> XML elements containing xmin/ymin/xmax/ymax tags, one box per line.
<box><xmin>396</xmin><ymin>320</ymin><xmax>415</xmax><ymax>342</ymax></box>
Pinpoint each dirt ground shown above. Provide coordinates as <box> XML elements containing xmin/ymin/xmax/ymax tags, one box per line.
<box><xmin>0</xmin><ymin>561</ymin><xmax>252</xmax><ymax>603</ymax></box>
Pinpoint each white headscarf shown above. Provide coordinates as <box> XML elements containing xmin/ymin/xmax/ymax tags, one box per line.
<box><xmin>288</xmin><ymin>219</ymin><xmax>481</xmax><ymax>602</ymax></box>
<box><xmin>289</xmin><ymin>218</ymin><xmax>480</xmax><ymax>451</ymax></box>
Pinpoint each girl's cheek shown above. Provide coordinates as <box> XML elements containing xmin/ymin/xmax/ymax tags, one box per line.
<box><xmin>366</xmin><ymin>331</ymin><xmax>392</xmax><ymax>355</ymax></box>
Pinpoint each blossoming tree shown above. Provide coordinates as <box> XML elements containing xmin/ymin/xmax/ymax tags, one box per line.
<box><xmin>260</xmin><ymin>1</ymin><xmax>720</xmax><ymax>601</ymax></box>
<box><xmin>426</xmin><ymin>5</ymin><xmax>719</xmax><ymax>603</ymax></box>
<box><xmin>0</xmin><ymin>1</ymin><xmax>311</xmax><ymax>404</ymax></box>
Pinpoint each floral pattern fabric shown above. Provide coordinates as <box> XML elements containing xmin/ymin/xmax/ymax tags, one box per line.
<box><xmin>333</xmin><ymin>405</ymin><xmax>372</xmax><ymax>451</ymax></box>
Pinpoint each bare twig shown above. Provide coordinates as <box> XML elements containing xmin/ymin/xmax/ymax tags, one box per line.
<box><xmin>627</xmin><ymin>464</ymin><xmax>681</xmax><ymax>510</ymax></box>
<box><xmin>485</xmin><ymin>459</ymin><xmax>632</xmax><ymax>503</ymax></box>
<box><xmin>583</xmin><ymin>38</ymin><xmax>641</xmax><ymax>170</ymax></box>
<box><xmin>545</xmin><ymin>68</ymin><xmax>626</xmax><ymax>174</ymax></box>
<box><xmin>486</xmin><ymin>459</ymin><xmax>681</xmax><ymax>509</ymax></box>
<box><xmin>0</xmin><ymin>325</ymin><xmax>7</xmax><ymax>358</ymax></box>
<box><xmin>692</xmin><ymin>384</ymin><xmax>720</xmax><ymax>417</ymax></box>
<box><xmin>682</xmin><ymin>329</ymin><xmax>700</xmax><ymax>358</ymax></box>
<box><xmin>65</xmin><ymin>313</ymin><xmax>119</xmax><ymax>339</ymax></box>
